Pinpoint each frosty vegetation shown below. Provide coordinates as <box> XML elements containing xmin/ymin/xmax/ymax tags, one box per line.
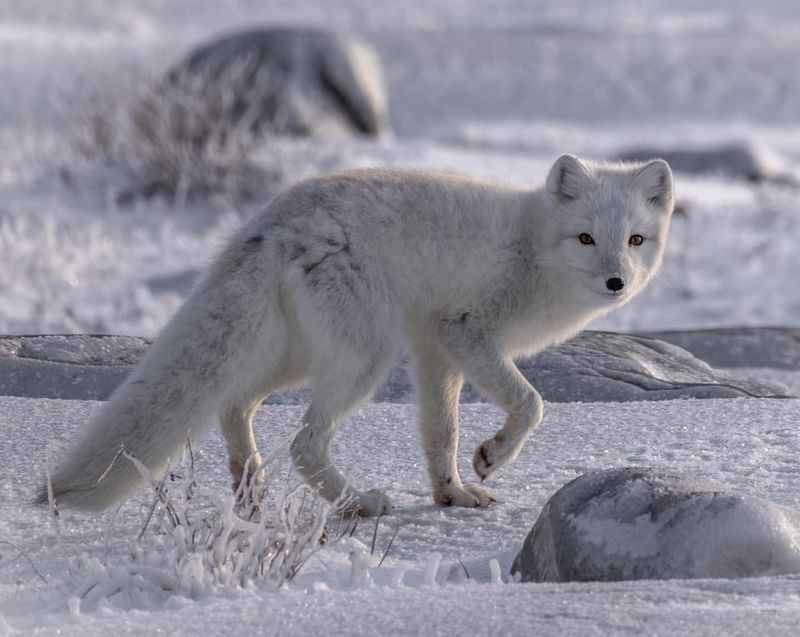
<box><xmin>73</xmin><ymin>61</ymin><xmax>278</xmax><ymax>206</ymax></box>
<box><xmin>45</xmin><ymin>446</ymin><xmax>333</xmax><ymax>611</ymax></box>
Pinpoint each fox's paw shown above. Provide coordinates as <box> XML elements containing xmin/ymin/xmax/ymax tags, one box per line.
<box><xmin>229</xmin><ymin>456</ymin><xmax>265</xmax><ymax>493</ymax></box>
<box><xmin>434</xmin><ymin>481</ymin><xmax>496</xmax><ymax>508</ymax></box>
<box><xmin>473</xmin><ymin>439</ymin><xmax>499</xmax><ymax>481</ymax></box>
<box><xmin>339</xmin><ymin>489</ymin><xmax>393</xmax><ymax>517</ymax></box>
<box><xmin>473</xmin><ymin>436</ymin><xmax>519</xmax><ymax>481</ymax></box>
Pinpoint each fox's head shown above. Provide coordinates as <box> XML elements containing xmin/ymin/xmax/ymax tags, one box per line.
<box><xmin>540</xmin><ymin>154</ymin><xmax>674</xmax><ymax>307</ymax></box>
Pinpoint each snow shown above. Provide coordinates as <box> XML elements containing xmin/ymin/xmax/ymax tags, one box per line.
<box><xmin>2</xmin><ymin>0</ymin><xmax>800</xmax><ymax>634</ymax></box>
<box><xmin>3</xmin><ymin>397</ymin><xmax>800</xmax><ymax>634</ymax></box>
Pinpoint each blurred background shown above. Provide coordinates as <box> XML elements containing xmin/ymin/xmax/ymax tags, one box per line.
<box><xmin>1</xmin><ymin>0</ymin><xmax>799</xmax><ymax>336</ymax></box>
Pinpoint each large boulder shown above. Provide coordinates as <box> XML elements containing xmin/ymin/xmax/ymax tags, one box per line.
<box><xmin>161</xmin><ymin>27</ymin><xmax>388</xmax><ymax>141</ymax></box>
<box><xmin>511</xmin><ymin>467</ymin><xmax>800</xmax><ymax>582</ymax></box>
<box><xmin>0</xmin><ymin>331</ymin><xmax>792</xmax><ymax>402</ymax></box>
<box><xmin>113</xmin><ymin>28</ymin><xmax>390</xmax><ymax>202</ymax></box>
<box><xmin>509</xmin><ymin>331</ymin><xmax>791</xmax><ymax>402</ymax></box>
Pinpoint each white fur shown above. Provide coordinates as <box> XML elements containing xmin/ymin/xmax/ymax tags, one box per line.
<box><xmin>41</xmin><ymin>155</ymin><xmax>674</xmax><ymax>516</ymax></box>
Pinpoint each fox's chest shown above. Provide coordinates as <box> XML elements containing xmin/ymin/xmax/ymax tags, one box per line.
<box><xmin>500</xmin><ymin>293</ymin><xmax>601</xmax><ymax>357</ymax></box>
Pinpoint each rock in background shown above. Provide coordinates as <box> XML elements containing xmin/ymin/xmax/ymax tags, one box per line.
<box><xmin>511</xmin><ymin>467</ymin><xmax>800</xmax><ymax>582</ymax></box>
<box><xmin>0</xmin><ymin>330</ymin><xmax>793</xmax><ymax>402</ymax></box>
<box><xmin>616</xmin><ymin>141</ymin><xmax>796</xmax><ymax>185</ymax></box>
<box><xmin>113</xmin><ymin>28</ymin><xmax>390</xmax><ymax>203</ymax></box>
<box><xmin>162</xmin><ymin>27</ymin><xmax>388</xmax><ymax>142</ymax></box>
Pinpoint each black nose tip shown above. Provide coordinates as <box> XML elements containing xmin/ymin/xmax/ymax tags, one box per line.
<box><xmin>606</xmin><ymin>277</ymin><xmax>625</xmax><ymax>292</ymax></box>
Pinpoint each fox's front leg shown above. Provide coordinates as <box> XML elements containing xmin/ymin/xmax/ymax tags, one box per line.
<box><xmin>413</xmin><ymin>339</ymin><xmax>495</xmax><ymax>508</ymax></box>
<box><xmin>438</xmin><ymin>315</ymin><xmax>543</xmax><ymax>482</ymax></box>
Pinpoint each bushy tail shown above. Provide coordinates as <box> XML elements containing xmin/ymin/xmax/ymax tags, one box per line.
<box><xmin>37</xmin><ymin>262</ymin><xmax>278</xmax><ymax>510</ymax></box>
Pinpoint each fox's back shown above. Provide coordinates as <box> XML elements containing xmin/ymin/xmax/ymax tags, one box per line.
<box><xmin>256</xmin><ymin>168</ymin><xmax>531</xmax><ymax>312</ymax></box>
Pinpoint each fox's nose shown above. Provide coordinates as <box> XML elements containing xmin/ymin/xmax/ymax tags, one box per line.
<box><xmin>606</xmin><ymin>277</ymin><xmax>625</xmax><ymax>292</ymax></box>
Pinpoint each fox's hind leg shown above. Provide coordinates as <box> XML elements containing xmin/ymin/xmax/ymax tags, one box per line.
<box><xmin>290</xmin><ymin>345</ymin><xmax>395</xmax><ymax>517</ymax></box>
<box><xmin>220</xmin><ymin>398</ymin><xmax>267</xmax><ymax>492</ymax></box>
<box><xmin>220</xmin><ymin>356</ymin><xmax>313</xmax><ymax>493</ymax></box>
<box><xmin>412</xmin><ymin>332</ymin><xmax>495</xmax><ymax>508</ymax></box>
<box><xmin>285</xmin><ymin>223</ymin><xmax>398</xmax><ymax>515</ymax></box>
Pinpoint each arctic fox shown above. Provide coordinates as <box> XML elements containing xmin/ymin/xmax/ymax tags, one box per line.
<box><xmin>39</xmin><ymin>154</ymin><xmax>673</xmax><ymax>516</ymax></box>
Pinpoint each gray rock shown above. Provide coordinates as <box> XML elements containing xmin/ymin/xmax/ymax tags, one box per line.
<box><xmin>511</xmin><ymin>467</ymin><xmax>800</xmax><ymax>582</ymax></box>
<box><xmin>617</xmin><ymin>142</ymin><xmax>796</xmax><ymax>185</ymax></box>
<box><xmin>0</xmin><ymin>335</ymin><xmax>150</xmax><ymax>401</ymax></box>
<box><xmin>642</xmin><ymin>327</ymin><xmax>800</xmax><ymax>370</ymax></box>
<box><xmin>164</xmin><ymin>27</ymin><xmax>388</xmax><ymax>141</ymax></box>
<box><xmin>0</xmin><ymin>331</ymin><xmax>792</xmax><ymax>402</ymax></box>
<box><xmin>514</xmin><ymin>331</ymin><xmax>792</xmax><ymax>402</ymax></box>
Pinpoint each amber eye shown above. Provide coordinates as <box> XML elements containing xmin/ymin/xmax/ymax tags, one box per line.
<box><xmin>578</xmin><ymin>233</ymin><xmax>594</xmax><ymax>245</ymax></box>
<box><xmin>629</xmin><ymin>234</ymin><xmax>644</xmax><ymax>246</ymax></box>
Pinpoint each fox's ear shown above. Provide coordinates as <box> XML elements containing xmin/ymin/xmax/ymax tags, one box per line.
<box><xmin>546</xmin><ymin>154</ymin><xmax>594</xmax><ymax>201</ymax></box>
<box><xmin>634</xmin><ymin>159</ymin><xmax>673</xmax><ymax>209</ymax></box>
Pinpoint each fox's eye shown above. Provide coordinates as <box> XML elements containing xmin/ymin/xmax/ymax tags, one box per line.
<box><xmin>578</xmin><ymin>233</ymin><xmax>594</xmax><ymax>245</ymax></box>
<box><xmin>629</xmin><ymin>234</ymin><xmax>644</xmax><ymax>246</ymax></box>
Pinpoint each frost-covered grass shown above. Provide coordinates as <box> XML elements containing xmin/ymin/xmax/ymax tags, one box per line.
<box><xmin>72</xmin><ymin>64</ymin><xmax>280</xmax><ymax>205</ymax></box>
<box><xmin>51</xmin><ymin>449</ymin><xmax>333</xmax><ymax>611</ymax></box>
<box><xmin>18</xmin><ymin>434</ymin><xmax>398</xmax><ymax>620</ymax></box>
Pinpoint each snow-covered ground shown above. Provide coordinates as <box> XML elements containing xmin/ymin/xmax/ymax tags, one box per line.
<box><xmin>2</xmin><ymin>1</ymin><xmax>800</xmax><ymax>634</ymax></box>
<box><xmin>3</xmin><ymin>396</ymin><xmax>800</xmax><ymax>635</ymax></box>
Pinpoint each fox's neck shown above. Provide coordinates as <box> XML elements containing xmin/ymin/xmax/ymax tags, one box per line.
<box><xmin>507</xmin><ymin>186</ymin><xmax>551</xmax><ymax>253</ymax></box>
